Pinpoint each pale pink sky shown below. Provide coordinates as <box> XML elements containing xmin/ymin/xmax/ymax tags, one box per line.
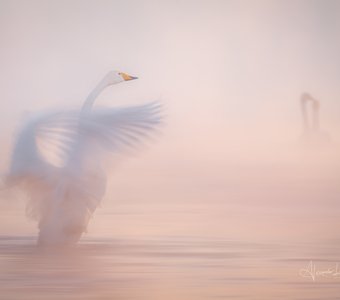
<box><xmin>0</xmin><ymin>0</ymin><xmax>339</xmax><ymax>168</ymax></box>
<box><xmin>1</xmin><ymin>1</ymin><xmax>340</xmax><ymax>161</ymax></box>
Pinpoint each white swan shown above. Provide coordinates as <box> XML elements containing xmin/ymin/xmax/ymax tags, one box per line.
<box><xmin>4</xmin><ymin>70</ymin><xmax>162</xmax><ymax>246</ymax></box>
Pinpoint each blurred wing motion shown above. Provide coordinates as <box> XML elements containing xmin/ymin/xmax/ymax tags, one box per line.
<box><xmin>5</xmin><ymin>102</ymin><xmax>162</xmax><ymax>245</ymax></box>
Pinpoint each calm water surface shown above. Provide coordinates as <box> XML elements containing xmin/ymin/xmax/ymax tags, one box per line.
<box><xmin>1</xmin><ymin>163</ymin><xmax>339</xmax><ymax>299</ymax></box>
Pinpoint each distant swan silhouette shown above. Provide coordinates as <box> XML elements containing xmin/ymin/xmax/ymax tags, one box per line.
<box><xmin>299</xmin><ymin>93</ymin><xmax>330</xmax><ymax>148</ymax></box>
<box><xmin>4</xmin><ymin>70</ymin><xmax>162</xmax><ymax>246</ymax></box>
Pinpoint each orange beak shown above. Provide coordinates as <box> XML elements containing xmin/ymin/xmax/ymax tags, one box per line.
<box><xmin>121</xmin><ymin>72</ymin><xmax>138</xmax><ymax>81</ymax></box>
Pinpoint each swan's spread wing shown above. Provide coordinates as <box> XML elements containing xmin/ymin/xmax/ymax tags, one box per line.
<box><xmin>6</xmin><ymin>102</ymin><xmax>162</xmax><ymax>183</ymax></box>
<box><xmin>6</xmin><ymin>110</ymin><xmax>79</xmax><ymax>184</ymax></box>
<box><xmin>82</xmin><ymin>102</ymin><xmax>162</xmax><ymax>154</ymax></box>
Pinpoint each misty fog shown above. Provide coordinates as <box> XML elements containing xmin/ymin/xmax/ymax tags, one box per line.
<box><xmin>0</xmin><ymin>1</ymin><xmax>340</xmax><ymax>299</ymax></box>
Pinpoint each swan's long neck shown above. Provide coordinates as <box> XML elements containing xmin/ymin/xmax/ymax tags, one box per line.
<box><xmin>82</xmin><ymin>78</ymin><xmax>108</xmax><ymax>113</ymax></box>
<box><xmin>301</xmin><ymin>94</ymin><xmax>320</xmax><ymax>134</ymax></box>
<box><xmin>301</xmin><ymin>97</ymin><xmax>310</xmax><ymax>133</ymax></box>
<box><xmin>312</xmin><ymin>101</ymin><xmax>320</xmax><ymax>131</ymax></box>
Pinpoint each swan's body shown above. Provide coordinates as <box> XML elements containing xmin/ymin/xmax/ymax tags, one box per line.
<box><xmin>5</xmin><ymin>71</ymin><xmax>161</xmax><ymax>246</ymax></box>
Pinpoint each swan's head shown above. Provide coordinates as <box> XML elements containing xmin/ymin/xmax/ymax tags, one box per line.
<box><xmin>103</xmin><ymin>70</ymin><xmax>138</xmax><ymax>86</ymax></box>
<box><xmin>82</xmin><ymin>70</ymin><xmax>138</xmax><ymax>111</ymax></box>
